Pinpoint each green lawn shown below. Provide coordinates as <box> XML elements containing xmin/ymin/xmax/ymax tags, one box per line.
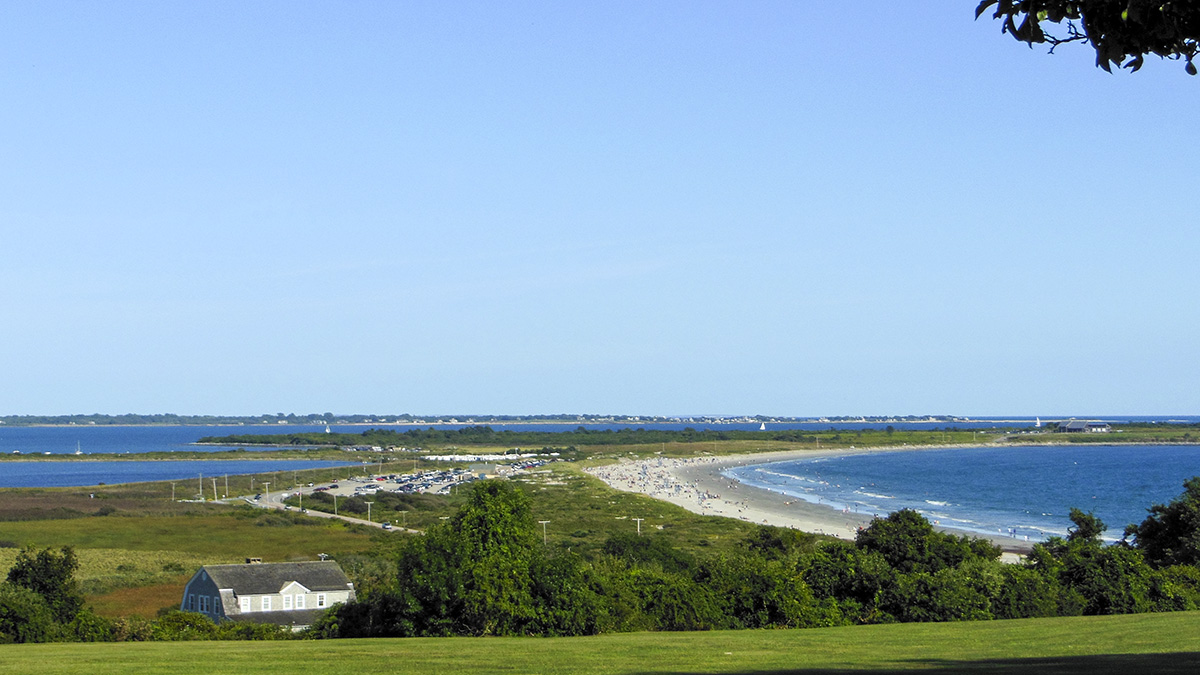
<box><xmin>1</xmin><ymin>612</ymin><xmax>1198</xmax><ymax>674</ymax></box>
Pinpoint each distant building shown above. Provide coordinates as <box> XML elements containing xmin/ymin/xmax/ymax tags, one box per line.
<box><xmin>1056</xmin><ymin>420</ymin><xmax>1112</xmax><ymax>433</ymax></box>
<box><xmin>181</xmin><ymin>560</ymin><xmax>355</xmax><ymax>630</ymax></box>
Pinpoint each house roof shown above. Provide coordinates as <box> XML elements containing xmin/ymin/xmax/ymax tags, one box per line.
<box><xmin>1061</xmin><ymin>420</ymin><xmax>1110</xmax><ymax>430</ymax></box>
<box><xmin>201</xmin><ymin>561</ymin><xmax>353</xmax><ymax>595</ymax></box>
<box><xmin>225</xmin><ymin>609</ymin><xmax>326</xmax><ymax>626</ymax></box>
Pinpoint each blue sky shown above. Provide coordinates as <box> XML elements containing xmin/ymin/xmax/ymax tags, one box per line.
<box><xmin>2</xmin><ymin>2</ymin><xmax>1196</xmax><ymax>417</ymax></box>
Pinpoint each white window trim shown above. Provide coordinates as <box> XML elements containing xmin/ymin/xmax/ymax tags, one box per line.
<box><xmin>283</xmin><ymin>594</ymin><xmax>293</xmax><ymax>610</ymax></box>
<box><xmin>296</xmin><ymin>594</ymin><xmax>305</xmax><ymax>609</ymax></box>
<box><xmin>262</xmin><ymin>596</ymin><xmax>272</xmax><ymax>611</ymax></box>
<box><xmin>317</xmin><ymin>594</ymin><xmax>326</xmax><ymax>607</ymax></box>
<box><xmin>240</xmin><ymin>596</ymin><xmax>251</xmax><ymax>613</ymax></box>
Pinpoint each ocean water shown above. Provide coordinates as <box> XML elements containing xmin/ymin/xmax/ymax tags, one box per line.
<box><xmin>726</xmin><ymin>445</ymin><xmax>1200</xmax><ymax>542</ymax></box>
<box><xmin>5</xmin><ymin>417</ymin><xmax>1197</xmax><ymax>456</ymax></box>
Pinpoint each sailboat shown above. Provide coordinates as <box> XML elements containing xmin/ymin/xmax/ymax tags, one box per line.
<box><xmin>74</xmin><ymin>441</ymin><xmax>83</xmax><ymax>455</ymax></box>
<box><xmin>759</xmin><ymin>422</ymin><xmax>766</xmax><ymax>431</ymax></box>
<box><xmin>1035</xmin><ymin>417</ymin><xmax>1042</xmax><ymax>428</ymax></box>
<box><xmin>324</xmin><ymin>424</ymin><xmax>332</xmax><ymax>434</ymax></box>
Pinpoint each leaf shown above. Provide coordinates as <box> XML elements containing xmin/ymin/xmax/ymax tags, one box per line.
<box><xmin>975</xmin><ymin>0</ymin><xmax>999</xmax><ymax>20</ymax></box>
<box><xmin>1187</xmin><ymin>61</ymin><xmax>1198</xmax><ymax>76</ymax></box>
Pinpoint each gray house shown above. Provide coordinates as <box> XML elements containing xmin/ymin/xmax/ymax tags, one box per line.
<box><xmin>1056</xmin><ymin>420</ymin><xmax>1112</xmax><ymax>433</ymax></box>
<box><xmin>181</xmin><ymin>560</ymin><xmax>355</xmax><ymax>630</ymax></box>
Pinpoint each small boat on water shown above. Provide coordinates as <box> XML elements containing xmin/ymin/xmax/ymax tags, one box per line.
<box><xmin>759</xmin><ymin>422</ymin><xmax>767</xmax><ymax>431</ymax></box>
<box><xmin>75</xmin><ymin>441</ymin><xmax>83</xmax><ymax>455</ymax></box>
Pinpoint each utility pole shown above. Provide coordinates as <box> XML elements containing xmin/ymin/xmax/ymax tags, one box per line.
<box><xmin>263</xmin><ymin>482</ymin><xmax>270</xmax><ymax>506</ymax></box>
<box><xmin>170</xmin><ymin>482</ymin><xmax>175</xmax><ymax>502</ymax></box>
<box><xmin>224</xmin><ymin>474</ymin><xmax>229</xmax><ymax>498</ymax></box>
<box><xmin>333</xmin><ymin>494</ymin><xmax>338</xmax><ymax>516</ymax></box>
<box><xmin>538</xmin><ymin>520</ymin><xmax>550</xmax><ymax>545</ymax></box>
<box><xmin>633</xmin><ymin>518</ymin><xmax>644</xmax><ymax>536</ymax></box>
<box><xmin>212</xmin><ymin>478</ymin><xmax>218</xmax><ymax>501</ymax></box>
<box><xmin>199</xmin><ymin>473</ymin><xmax>203</xmax><ymax>500</ymax></box>
<box><xmin>365</xmin><ymin>501</ymin><xmax>374</xmax><ymax>523</ymax></box>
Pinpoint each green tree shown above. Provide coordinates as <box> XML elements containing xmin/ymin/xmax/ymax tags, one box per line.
<box><xmin>1067</xmin><ymin>508</ymin><xmax>1106</xmax><ymax>543</ymax></box>
<box><xmin>1124</xmin><ymin>476</ymin><xmax>1200</xmax><ymax>568</ymax></box>
<box><xmin>855</xmin><ymin>509</ymin><xmax>999</xmax><ymax>574</ymax></box>
<box><xmin>976</xmin><ymin>1</ymin><xmax>1200</xmax><ymax>73</ymax></box>
<box><xmin>5</xmin><ymin>546</ymin><xmax>84</xmax><ymax>624</ymax></box>
<box><xmin>0</xmin><ymin>583</ymin><xmax>57</xmax><ymax>644</ymax></box>
<box><xmin>1034</xmin><ymin>509</ymin><xmax>1156</xmax><ymax>615</ymax></box>
<box><xmin>393</xmin><ymin>480</ymin><xmax>541</xmax><ymax>636</ymax></box>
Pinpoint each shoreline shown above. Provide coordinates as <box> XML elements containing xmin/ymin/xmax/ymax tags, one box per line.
<box><xmin>586</xmin><ymin>444</ymin><xmax>1037</xmax><ymax>555</ymax></box>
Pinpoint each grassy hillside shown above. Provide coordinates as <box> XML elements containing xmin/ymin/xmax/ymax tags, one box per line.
<box><xmin>0</xmin><ymin>612</ymin><xmax>1197</xmax><ymax>674</ymax></box>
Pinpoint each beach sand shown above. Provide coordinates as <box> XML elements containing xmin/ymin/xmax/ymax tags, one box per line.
<box><xmin>586</xmin><ymin>446</ymin><xmax>1033</xmax><ymax>557</ymax></box>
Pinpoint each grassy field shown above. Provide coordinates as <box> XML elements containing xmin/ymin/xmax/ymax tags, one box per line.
<box><xmin>0</xmin><ymin>506</ymin><xmax>377</xmax><ymax>614</ymax></box>
<box><xmin>1</xmin><ymin>611</ymin><xmax>1198</xmax><ymax>674</ymax></box>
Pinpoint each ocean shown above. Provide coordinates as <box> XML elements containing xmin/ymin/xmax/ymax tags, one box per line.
<box><xmin>726</xmin><ymin>444</ymin><xmax>1200</xmax><ymax>542</ymax></box>
<box><xmin>0</xmin><ymin>459</ymin><xmax>359</xmax><ymax>489</ymax></box>
<box><xmin>4</xmin><ymin>416</ymin><xmax>1197</xmax><ymax>456</ymax></box>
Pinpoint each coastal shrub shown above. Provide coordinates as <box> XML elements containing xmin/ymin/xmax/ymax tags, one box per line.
<box><xmin>624</xmin><ymin>565</ymin><xmax>720</xmax><ymax>631</ymax></box>
<box><xmin>739</xmin><ymin>525</ymin><xmax>821</xmax><ymax>561</ymax></box>
<box><xmin>855</xmin><ymin>509</ymin><xmax>998</xmax><ymax>574</ymax></box>
<box><xmin>150</xmin><ymin>611</ymin><xmax>218</xmax><ymax>640</ymax></box>
<box><xmin>526</xmin><ymin>552</ymin><xmax>607</xmax><ymax>636</ymax></box>
<box><xmin>699</xmin><ymin>553</ymin><xmax>842</xmax><ymax>629</ymax></box>
<box><xmin>5</xmin><ymin>545</ymin><xmax>84</xmax><ymax>623</ymax></box>
<box><xmin>214</xmin><ymin>620</ymin><xmax>292</xmax><ymax>640</ymax></box>
<box><xmin>0</xmin><ymin>583</ymin><xmax>57</xmax><ymax>643</ymax></box>
<box><xmin>992</xmin><ymin>564</ymin><xmax>1062</xmax><ymax>619</ymax></box>
<box><xmin>68</xmin><ymin>608</ymin><xmax>113</xmax><ymax>642</ymax></box>
<box><xmin>108</xmin><ymin>615</ymin><xmax>153</xmax><ymax>642</ymax></box>
<box><xmin>602</xmin><ymin>532</ymin><xmax>696</xmax><ymax>574</ymax></box>
<box><xmin>801</xmin><ymin>541</ymin><xmax>894</xmax><ymax>612</ymax></box>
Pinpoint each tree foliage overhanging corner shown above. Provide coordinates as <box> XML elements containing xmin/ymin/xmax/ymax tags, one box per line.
<box><xmin>976</xmin><ymin>1</ymin><xmax>1200</xmax><ymax>74</ymax></box>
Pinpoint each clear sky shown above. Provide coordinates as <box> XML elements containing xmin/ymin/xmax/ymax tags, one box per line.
<box><xmin>2</xmin><ymin>2</ymin><xmax>1196</xmax><ymax>417</ymax></box>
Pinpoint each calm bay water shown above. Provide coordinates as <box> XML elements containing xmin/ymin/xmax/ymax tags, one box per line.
<box><xmin>727</xmin><ymin>444</ymin><xmax>1200</xmax><ymax>542</ymax></box>
<box><xmin>0</xmin><ymin>460</ymin><xmax>358</xmax><ymax>489</ymax></box>
<box><xmin>3</xmin><ymin>417</ymin><xmax>1196</xmax><ymax>456</ymax></box>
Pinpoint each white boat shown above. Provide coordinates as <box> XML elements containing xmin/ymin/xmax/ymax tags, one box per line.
<box><xmin>75</xmin><ymin>441</ymin><xmax>83</xmax><ymax>455</ymax></box>
<box><xmin>759</xmin><ymin>422</ymin><xmax>766</xmax><ymax>431</ymax></box>
<box><xmin>325</xmin><ymin>424</ymin><xmax>332</xmax><ymax>434</ymax></box>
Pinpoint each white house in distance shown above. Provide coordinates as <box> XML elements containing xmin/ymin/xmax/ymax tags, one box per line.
<box><xmin>181</xmin><ymin>559</ymin><xmax>355</xmax><ymax>630</ymax></box>
<box><xmin>1056</xmin><ymin>420</ymin><xmax>1113</xmax><ymax>433</ymax></box>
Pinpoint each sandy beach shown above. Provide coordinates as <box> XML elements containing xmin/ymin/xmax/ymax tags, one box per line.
<box><xmin>586</xmin><ymin>445</ymin><xmax>1034</xmax><ymax>556</ymax></box>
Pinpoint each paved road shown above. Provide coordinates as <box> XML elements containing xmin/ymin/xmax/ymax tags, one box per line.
<box><xmin>235</xmin><ymin>485</ymin><xmax>423</xmax><ymax>535</ymax></box>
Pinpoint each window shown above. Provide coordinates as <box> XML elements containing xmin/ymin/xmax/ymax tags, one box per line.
<box><xmin>296</xmin><ymin>594</ymin><xmax>305</xmax><ymax>609</ymax></box>
<box><xmin>187</xmin><ymin>594</ymin><xmax>195</xmax><ymax>611</ymax></box>
<box><xmin>213</xmin><ymin>596</ymin><xmax>220</xmax><ymax>614</ymax></box>
<box><xmin>262</xmin><ymin>596</ymin><xmax>271</xmax><ymax>611</ymax></box>
<box><xmin>283</xmin><ymin>594</ymin><xmax>293</xmax><ymax>610</ymax></box>
<box><xmin>199</xmin><ymin>595</ymin><xmax>208</xmax><ymax>613</ymax></box>
<box><xmin>317</xmin><ymin>594</ymin><xmax>326</xmax><ymax>608</ymax></box>
<box><xmin>240</xmin><ymin>596</ymin><xmax>251</xmax><ymax>613</ymax></box>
